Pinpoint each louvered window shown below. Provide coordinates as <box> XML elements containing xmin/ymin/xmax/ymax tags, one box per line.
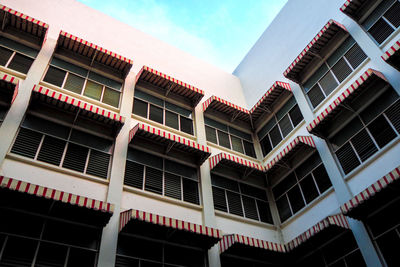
<box><xmin>303</xmin><ymin>37</ymin><xmax>367</xmax><ymax>108</ymax></box>
<box><xmin>273</xmin><ymin>152</ymin><xmax>332</xmax><ymax>223</ymax></box>
<box><xmin>362</xmin><ymin>0</ymin><xmax>400</xmax><ymax>44</ymax></box>
<box><xmin>258</xmin><ymin>97</ymin><xmax>303</xmax><ymax>157</ymax></box>
<box><xmin>211</xmin><ymin>174</ymin><xmax>272</xmax><ymax>223</ymax></box>
<box><xmin>43</xmin><ymin>57</ymin><xmax>122</xmax><ymax>108</ymax></box>
<box><xmin>124</xmin><ymin>148</ymin><xmax>200</xmax><ymax>205</ymax></box>
<box><xmin>133</xmin><ymin>89</ymin><xmax>194</xmax><ymax>135</ymax></box>
<box><xmin>11</xmin><ymin>115</ymin><xmax>113</xmax><ymax>179</ymax></box>
<box><xmin>204</xmin><ymin>117</ymin><xmax>256</xmax><ymax>158</ymax></box>
<box><xmin>330</xmin><ymin>87</ymin><xmax>400</xmax><ymax>175</ymax></box>
<box><xmin>0</xmin><ymin>37</ymin><xmax>37</xmax><ymax>75</ymax></box>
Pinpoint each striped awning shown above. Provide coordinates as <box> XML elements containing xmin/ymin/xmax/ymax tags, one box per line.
<box><xmin>307</xmin><ymin>69</ymin><xmax>387</xmax><ymax>137</ymax></box>
<box><xmin>250</xmin><ymin>82</ymin><xmax>292</xmax><ymax>123</ymax></box>
<box><xmin>57</xmin><ymin>31</ymin><xmax>133</xmax><ymax>78</ymax></box>
<box><xmin>32</xmin><ymin>85</ymin><xmax>125</xmax><ymax>128</ymax></box>
<box><xmin>265</xmin><ymin>136</ymin><xmax>315</xmax><ymax>172</ymax></box>
<box><xmin>0</xmin><ymin>71</ymin><xmax>20</xmax><ymax>104</ymax></box>
<box><xmin>340</xmin><ymin>0</ymin><xmax>370</xmax><ymax>20</ymax></box>
<box><xmin>209</xmin><ymin>153</ymin><xmax>265</xmax><ymax>177</ymax></box>
<box><xmin>285</xmin><ymin>214</ymin><xmax>350</xmax><ymax>251</ymax></box>
<box><xmin>0</xmin><ymin>176</ymin><xmax>114</xmax><ymax>225</ymax></box>
<box><xmin>136</xmin><ymin>66</ymin><xmax>204</xmax><ymax>107</ymax></box>
<box><xmin>382</xmin><ymin>38</ymin><xmax>400</xmax><ymax>71</ymax></box>
<box><xmin>0</xmin><ymin>4</ymin><xmax>48</xmax><ymax>41</ymax></box>
<box><xmin>129</xmin><ymin>123</ymin><xmax>211</xmax><ymax>165</ymax></box>
<box><xmin>203</xmin><ymin>96</ymin><xmax>251</xmax><ymax>124</ymax></box>
<box><xmin>341</xmin><ymin>165</ymin><xmax>400</xmax><ymax>220</ymax></box>
<box><xmin>119</xmin><ymin>209</ymin><xmax>222</xmax><ymax>249</ymax></box>
<box><xmin>219</xmin><ymin>234</ymin><xmax>286</xmax><ymax>254</ymax></box>
<box><xmin>283</xmin><ymin>20</ymin><xmax>347</xmax><ymax>83</ymax></box>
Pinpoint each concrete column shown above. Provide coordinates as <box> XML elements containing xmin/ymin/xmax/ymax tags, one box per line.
<box><xmin>291</xmin><ymin>79</ymin><xmax>383</xmax><ymax>266</ymax></box>
<box><xmin>194</xmin><ymin>104</ymin><xmax>221</xmax><ymax>267</ymax></box>
<box><xmin>97</xmin><ymin>70</ymin><xmax>136</xmax><ymax>267</ymax></box>
<box><xmin>0</xmin><ymin>27</ymin><xmax>59</xmax><ymax>168</ymax></box>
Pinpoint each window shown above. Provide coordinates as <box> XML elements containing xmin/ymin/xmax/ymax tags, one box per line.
<box><xmin>257</xmin><ymin>97</ymin><xmax>304</xmax><ymax>157</ymax></box>
<box><xmin>11</xmin><ymin>114</ymin><xmax>113</xmax><ymax>179</ymax></box>
<box><xmin>124</xmin><ymin>148</ymin><xmax>200</xmax><ymax>205</ymax></box>
<box><xmin>303</xmin><ymin>37</ymin><xmax>368</xmax><ymax>108</ymax></box>
<box><xmin>0</xmin><ymin>36</ymin><xmax>38</xmax><ymax>74</ymax></box>
<box><xmin>211</xmin><ymin>174</ymin><xmax>273</xmax><ymax>224</ymax></box>
<box><xmin>205</xmin><ymin>117</ymin><xmax>256</xmax><ymax>158</ymax></box>
<box><xmin>133</xmin><ymin>89</ymin><xmax>194</xmax><ymax>135</ymax></box>
<box><xmin>329</xmin><ymin>86</ymin><xmax>400</xmax><ymax>175</ymax></box>
<box><xmin>362</xmin><ymin>0</ymin><xmax>400</xmax><ymax>45</ymax></box>
<box><xmin>272</xmin><ymin>153</ymin><xmax>332</xmax><ymax>222</ymax></box>
<box><xmin>42</xmin><ymin>57</ymin><xmax>123</xmax><ymax>108</ymax></box>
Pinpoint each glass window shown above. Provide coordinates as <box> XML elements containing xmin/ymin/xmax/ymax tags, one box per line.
<box><xmin>165</xmin><ymin>110</ymin><xmax>179</xmax><ymax>130</ymax></box>
<box><xmin>84</xmin><ymin>80</ymin><xmax>103</xmax><ymax>101</ymax></box>
<box><xmin>133</xmin><ymin>98</ymin><xmax>148</xmax><ymax>118</ymax></box>
<box><xmin>149</xmin><ymin>104</ymin><xmax>164</xmax><ymax>124</ymax></box>
<box><xmin>64</xmin><ymin>73</ymin><xmax>85</xmax><ymax>94</ymax></box>
<box><xmin>102</xmin><ymin>87</ymin><xmax>120</xmax><ymax>107</ymax></box>
<box><xmin>0</xmin><ymin>37</ymin><xmax>37</xmax><ymax>75</ymax></box>
<box><xmin>180</xmin><ymin>116</ymin><xmax>194</xmax><ymax>134</ymax></box>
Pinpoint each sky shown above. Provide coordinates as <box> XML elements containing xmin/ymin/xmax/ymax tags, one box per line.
<box><xmin>78</xmin><ymin>0</ymin><xmax>288</xmax><ymax>73</ymax></box>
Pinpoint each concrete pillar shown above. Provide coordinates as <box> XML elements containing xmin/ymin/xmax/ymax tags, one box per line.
<box><xmin>0</xmin><ymin>27</ymin><xmax>59</xmax><ymax>168</ymax></box>
<box><xmin>194</xmin><ymin>104</ymin><xmax>221</xmax><ymax>267</ymax></box>
<box><xmin>97</xmin><ymin>70</ymin><xmax>136</xmax><ymax>267</ymax></box>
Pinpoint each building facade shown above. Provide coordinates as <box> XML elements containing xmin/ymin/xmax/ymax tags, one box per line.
<box><xmin>0</xmin><ymin>0</ymin><xmax>399</xmax><ymax>266</ymax></box>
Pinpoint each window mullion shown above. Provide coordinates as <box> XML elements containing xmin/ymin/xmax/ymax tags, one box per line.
<box><xmin>83</xmin><ymin>148</ymin><xmax>91</xmax><ymax>174</ymax></box>
<box><xmin>342</xmin><ymin>54</ymin><xmax>355</xmax><ymax>71</ymax></box>
<box><xmin>311</xmin><ymin>171</ymin><xmax>322</xmax><ymax>195</ymax></box>
<box><xmin>80</xmin><ymin>78</ymin><xmax>88</xmax><ymax>95</ymax></box>
<box><xmin>364</xmin><ymin>126</ymin><xmax>380</xmax><ymax>152</ymax></box>
<box><xmin>381</xmin><ymin>13</ymin><xmax>397</xmax><ymax>30</ymax></box>
<box><xmin>142</xmin><ymin>165</ymin><xmax>147</xmax><ymax>190</ymax></box>
<box><xmin>4</xmin><ymin>51</ymin><xmax>16</xmax><ymax>68</ymax></box>
<box><xmin>59</xmin><ymin>141</ymin><xmax>69</xmax><ymax>167</ymax></box>
<box><xmin>382</xmin><ymin>112</ymin><xmax>399</xmax><ymax>136</ymax></box>
<box><xmin>61</xmin><ymin>71</ymin><xmax>69</xmax><ymax>90</ymax></box>
<box><xmin>215</xmin><ymin>128</ymin><xmax>220</xmax><ymax>146</ymax></box>
<box><xmin>286</xmin><ymin>194</ymin><xmax>294</xmax><ymax>217</ymax></box>
<box><xmin>64</xmin><ymin>246</ymin><xmax>71</xmax><ymax>267</ymax></box>
<box><xmin>295</xmin><ymin>174</ymin><xmax>308</xmax><ymax>207</ymax></box>
<box><xmin>255</xmin><ymin>199</ymin><xmax>262</xmax><ymax>222</ymax></box>
<box><xmin>224</xmin><ymin>189</ymin><xmax>230</xmax><ymax>214</ymax></box>
<box><xmin>99</xmin><ymin>85</ymin><xmax>106</xmax><ymax>103</ymax></box>
<box><xmin>34</xmin><ymin>134</ymin><xmax>46</xmax><ymax>160</ymax></box>
<box><xmin>348</xmin><ymin>140</ymin><xmax>363</xmax><ymax>164</ymax></box>
<box><xmin>180</xmin><ymin>176</ymin><xmax>184</xmax><ymax>201</ymax></box>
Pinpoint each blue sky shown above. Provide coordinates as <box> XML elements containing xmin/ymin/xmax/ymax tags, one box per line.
<box><xmin>78</xmin><ymin>0</ymin><xmax>288</xmax><ymax>73</ymax></box>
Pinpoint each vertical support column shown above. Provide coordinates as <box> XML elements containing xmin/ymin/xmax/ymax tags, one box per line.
<box><xmin>97</xmin><ymin>70</ymin><xmax>136</xmax><ymax>267</ymax></box>
<box><xmin>194</xmin><ymin>104</ymin><xmax>221</xmax><ymax>267</ymax></box>
<box><xmin>291</xmin><ymin>80</ymin><xmax>382</xmax><ymax>266</ymax></box>
<box><xmin>0</xmin><ymin>27</ymin><xmax>59</xmax><ymax>168</ymax></box>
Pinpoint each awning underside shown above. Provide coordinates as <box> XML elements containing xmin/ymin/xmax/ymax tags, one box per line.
<box><xmin>203</xmin><ymin>96</ymin><xmax>251</xmax><ymax>124</ymax></box>
<box><xmin>340</xmin><ymin>0</ymin><xmax>371</xmax><ymax>20</ymax></box>
<box><xmin>0</xmin><ymin>176</ymin><xmax>114</xmax><ymax>226</ymax></box>
<box><xmin>382</xmin><ymin>39</ymin><xmax>400</xmax><ymax>71</ymax></box>
<box><xmin>137</xmin><ymin>66</ymin><xmax>204</xmax><ymax>107</ymax></box>
<box><xmin>284</xmin><ymin>20</ymin><xmax>347</xmax><ymax>83</ymax></box>
<box><xmin>58</xmin><ymin>31</ymin><xmax>133</xmax><ymax>77</ymax></box>
<box><xmin>0</xmin><ymin>5</ymin><xmax>48</xmax><ymax>41</ymax></box>
<box><xmin>209</xmin><ymin>153</ymin><xmax>265</xmax><ymax>179</ymax></box>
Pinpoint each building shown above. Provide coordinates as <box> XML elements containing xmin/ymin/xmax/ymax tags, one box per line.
<box><xmin>0</xmin><ymin>0</ymin><xmax>399</xmax><ymax>266</ymax></box>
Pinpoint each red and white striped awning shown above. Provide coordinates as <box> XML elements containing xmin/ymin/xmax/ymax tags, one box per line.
<box><xmin>129</xmin><ymin>123</ymin><xmax>211</xmax><ymax>165</ymax></box>
<box><xmin>382</xmin><ymin>38</ymin><xmax>400</xmax><ymax>71</ymax></box>
<box><xmin>0</xmin><ymin>4</ymin><xmax>48</xmax><ymax>41</ymax></box>
<box><xmin>120</xmin><ymin>209</ymin><xmax>222</xmax><ymax>248</ymax></box>
<box><xmin>58</xmin><ymin>31</ymin><xmax>133</xmax><ymax>77</ymax></box>
<box><xmin>209</xmin><ymin>152</ymin><xmax>265</xmax><ymax>174</ymax></box>
<box><xmin>32</xmin><ymin>85</ymin><xmax>125</xmax><ymax>128</ymax></box>
<box><xmin>265</xmin><ymin>136</ymin><xmax>315</xmax><ymax>172</ymax></box>
<box><xmin>136</xmin><ymin>66</ymin><xmax>204</xmax><ymax>107</ymax></box>
<box><xmin>219</xmin><ymin>234</ymin><xmax>286</xmax><ymax>254</ymax></box>
<box><xmin>285</xmin><ymin>214</ymin><xmax>350</xmax><ymax>251</ymax></box>
<box><xmin>340</xmin><ymin>0</ymin><xmax>369</xmax><ymax>20</ymax></box>
<box><xmin>283</xmin><ymin>20</ymin><xmax>348</xmax><ymax>83</ymax></box>
<box><xmin>0</xmin><ymin>71</ymin><xmax>20</xmax><ymax>104</ymax></box>
<box><xmin>250</xmin><ymin>82</ymin><xmax>292</xmax><ymax>123</ymax></box>
<box><xmin>203</xmin><ymin>96</ymin><xmax>251</xmax><ymax>124</ymax></box>
<box><xmin>307</xmin><ymin>69</ymin><xmax>387</xmax><ymax>136</ymax></box>
<box><xmin>0</xmin><ymin>176</ymin><xmax>114</xmax><ymax>213</ymax></box>
<box><xmin>341</xmin><ymin>165</ymin><xmax>400</xmax><ymax>219</ymax></box>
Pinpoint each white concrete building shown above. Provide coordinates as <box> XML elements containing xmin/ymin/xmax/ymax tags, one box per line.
<box><xmin>0</xmin><ymin>0</ymin><xmax>399</xmax><ymax>266</ymax></box>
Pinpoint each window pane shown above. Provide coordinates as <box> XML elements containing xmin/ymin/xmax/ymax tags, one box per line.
<box><xmin>217</xmin><ymin>130</ymin><xmax>231</xmax><ymax>148</ymax></box>
<box><xmin>307</xmin><ymin>84</ymin><xmax>325</xmax><ymax>108</ymax></box>
<box><xmin>165</xmin><ymin>101</ymin><xmax>192</xmax><ymax>117</ymax></box>
<box><xmin>313</xmin><ymin>164</ymin><xmax>332</xmax><ymax>193</ymax></box>
<box><xmin>368</xmin><ymin>115</ymin><xmax>397</xmax><ymax>148</ymax></box>
<box><xmin>135</xmin><ymin>89</ymin><xmax>163</xmax><ymax>106</ymax></box>
<box><xmin>64</xmin><ymin>73</ymin><xmax>85</xmax><ymax>94</ymax></box>
<box><xmin>257</xmin><ymin>200</ymin><xmax>273</xmax><ymax>224</ymax></box>
<box><xmin>0</xmin><ymin>236</ymin><xmax>37</xmax><ymax>266</ymax></box>
<box><xmin>331</xmin><ymin>58</ymin><xmax>352</xmax><ymax>83</ymax></box>
<box><xmin>384</xmin><ymin>1</ymin><xmax>400</xmax><ymax>28</ymax></box>
<box><xmin>226</xmin><ymin>191</ymin><xmax>243</xmax><ymax>216</ymax></box>
<box><xmin>86</xmin><ymin>150</ymin><xmax>110</xmax><ymax>178</ymax></box>
<box><xmin>360</xmin><ymin>88</ymin><xmax>399</xmax><ymax>124</ymax></box>
<box><xmin>303</xmin><ymin>64</ymin><xmax>329</xmax><ymax>93</ymax></box>
<box><xmin>127</xmin><ymin>148</ymin><xmax>162</xmax><ymax>169</ymax></box>
<box><xmin>165</xmin><ymin>110</ymin><xmax>179</xmax><ymax>130</ymax></box>
<box><xmin>368</xmin><ymin>18</ymin><xmax>394</xmax><ymax>44</ymax></box>
<box><xmin>164</xmin><ymin>172</ymin><xmax>182</xmax><ymax>200</ymax></box>
<box><xmin>243</xmin><ymin>140</ymin><xmax>256</xmax><ymax>158</ymax></box>
<box><xmin>69</xmin><ymin>129</ymin><xmax>112</xmax><ymax>152</ymax></box>
<box><xmin>8</xmin><ymin>53</ymin><xmax>34</xmax><ymax>74</ymax></box>
<box><xmin>211</xmin><ymin>174</ymin><xmax>240</xmax><ymax>192</ymax></box>
<box><xmin>67</xmin><ymin>248</ymin><xmax>97</xmax><ymax>267</ymax></box>
<box><xmin>180</xmin><ymin>116</ymin><xmax>194</xmax><ymax>135</ymax></box>
<box><xmin>345</xmin><ymin>250</ymin><xmax>366</xmax><ymax>267</ymax></box>
<box><xmin>273</xmin><ymin>173</ymin><xmax>297</xmax><ymax>199</ymax></box>
<box><xmin>330</xmin><ymin>117</ymin><xmax>363</xmax><ymax>148</ymax></box>
<box><xmin>351</xmin><ymin>129</ymin><xmax>378</xmax><ymax>162</ymax></box>
<box><xmin>287</xmin><ymin>185</ymin><xmax>305</xmax><ymax>214</ymax></box>
<box><xmin>50</xmin><ymin>57</ymin><xmax>87</xmax><ymax>77</ymax></box>
<box><xmin>212</xmin><ymin>186</ymin><xmax>227</xmax><ymax>212</ymax></box>
<box><xmin>327</xmin><ymin>37</ymin><xmax>355</xmax><ymax>67</ymax></box>
<box><xmin>276</xmin><ymin>196</ymin><xmax>291</xmax><ymax>222</ymax></box>
<box><xmin>37</xmin><ymin>136</ymin><xmax>66</xmax><ymax>166</ymax></box>
<box><xmin>276</xmin><ymin>97</ymin><xmax>296</xmax><ymax>121</ymax></box>
<box><xmin>0</xmin><ymin>46</ymin><xmax>13</xmax><ymax>66</ymax></box>
<box><xmin>115</xmin><ymin>256</ymin><xmax>139</xmax><ymax>267</ymax></box>
<box><xmin>124</xmin><ymin>160</ymin><xmax>144</xmax><ymax>189</ymax></box>
<box><xmin>289</xmin><ymin>105</ymin><xmax>303</xmax><ymax>127</ymax></box>
<box><xmin>257</xmin><ymin>117</ymin><xmax>276</xmax><ymax>140</ymax></box>
<box><xmin>242</xmin><ymin>196</ymin><xmax>259</xmax><ymax>220</ymax></box>
<box><xmin>269</xmin><ymin>125</ymin><xmax>282</xmax><ymax>147</ymax></box>
<box><xmin>43</xmin><ymin>66</ymin><xmax>66</xmax><ymax>87</ymax></box>
<box><xmin>204</xmin><ymin>116</ymin><xmax>228</xmax><ymax>131</ymax></box>
<box><xmin>300</xmin><ymin>174</ymin><xmax>319</xmax><ymax>204</ymax></box>
<box><xmin>149</xmin><ymin>104</ymin><xmax>163</xmax><ymax>124</ymax></box>
<box><xmin>11</xmin><ymin>128</ymin><xmax>42</xmax><ymax>159</ymax></box>
<box><xmin>35</xmin><ymin>242</ymin><xmax>67</xmax><ymax>267</ymax></box>
<box><xmin>345</xmin><ymin>44</ymin><xmax>367</xmax><ymax>69</ymax></box>
<box><xmin>102</xmin><ymin>87</ymin><xmax>120</xmax><ymax>107</ymax></box>
<box><xmin>144</xmin><ymin>166</ymin><xmax>163</xmax><ymax>195</ymax></box>
<box><xmin>205</xmin><ymin>125</ymin><xmax>217</xmax><ymax>144</ymax></box>
<box><xmin>319</xmin><ymin>71</ymin><xmax>338</xmax><ymax>96</ymax></box>
<box><xmin>182</xmin><ymin>178</ymin><xmax>199</xmax><ymax>204</ymax></box>
<box><xmin>260</xmin><ymin>136</ymin><xmax>272</xmax><ymax>156</ymax></box>
<box><xmin>62</xmin><ymin>143</ymin><xmax>89</xmax><ymax>173</ymax></box>
<box><xmin>88</xmin><ymin>71</ymin><xmax>122</xmax><ymax>91</ymax></box>
<box><xmin>386</xmin><ymin>100</ymin><xmax>400</xmax><ymax>133</ymax></box>
<box><xmin>231</xmin><ymin>135</ymin><xmax>244</xmax><ymax>153</ymax></box>
<box><xmin>278</xmin><ymin>115</ymin><xmax>293</xmax><ymax>137</ymax></box>
<box><xmin>84</xmin><ymin>80</ymin><xmax>103</xmax><ymax>101</ymax></box>
<box><xmin>336</xmin><ymin>142</ymin><xmax>361</xmax><ymax>174</ymax></box>
<box><xmin>164</xmin><ymin>159</ymin><xmax>197</xmax><ymax>180</ymax></box>
<box><xmin>295</xmin><ymin>153</ymin><xmax>322</xmax><ymax>179</ymax></box>
<box><xmin>133</xmin><ymin>98</ymin><xmax>148</xmax><ymax>118</ymax></box>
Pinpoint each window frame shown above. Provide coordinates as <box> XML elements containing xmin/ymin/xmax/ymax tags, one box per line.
<box><xmin>0</xmin><ymin>43</ymin><xmax>36</xmax><ymax>75</ymax></box>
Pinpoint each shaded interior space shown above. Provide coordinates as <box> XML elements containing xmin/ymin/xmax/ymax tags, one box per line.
<box><xmin>0</xmin><ymin>79</ymin><xmax>15</xmax><ymax>124</ymax></box>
